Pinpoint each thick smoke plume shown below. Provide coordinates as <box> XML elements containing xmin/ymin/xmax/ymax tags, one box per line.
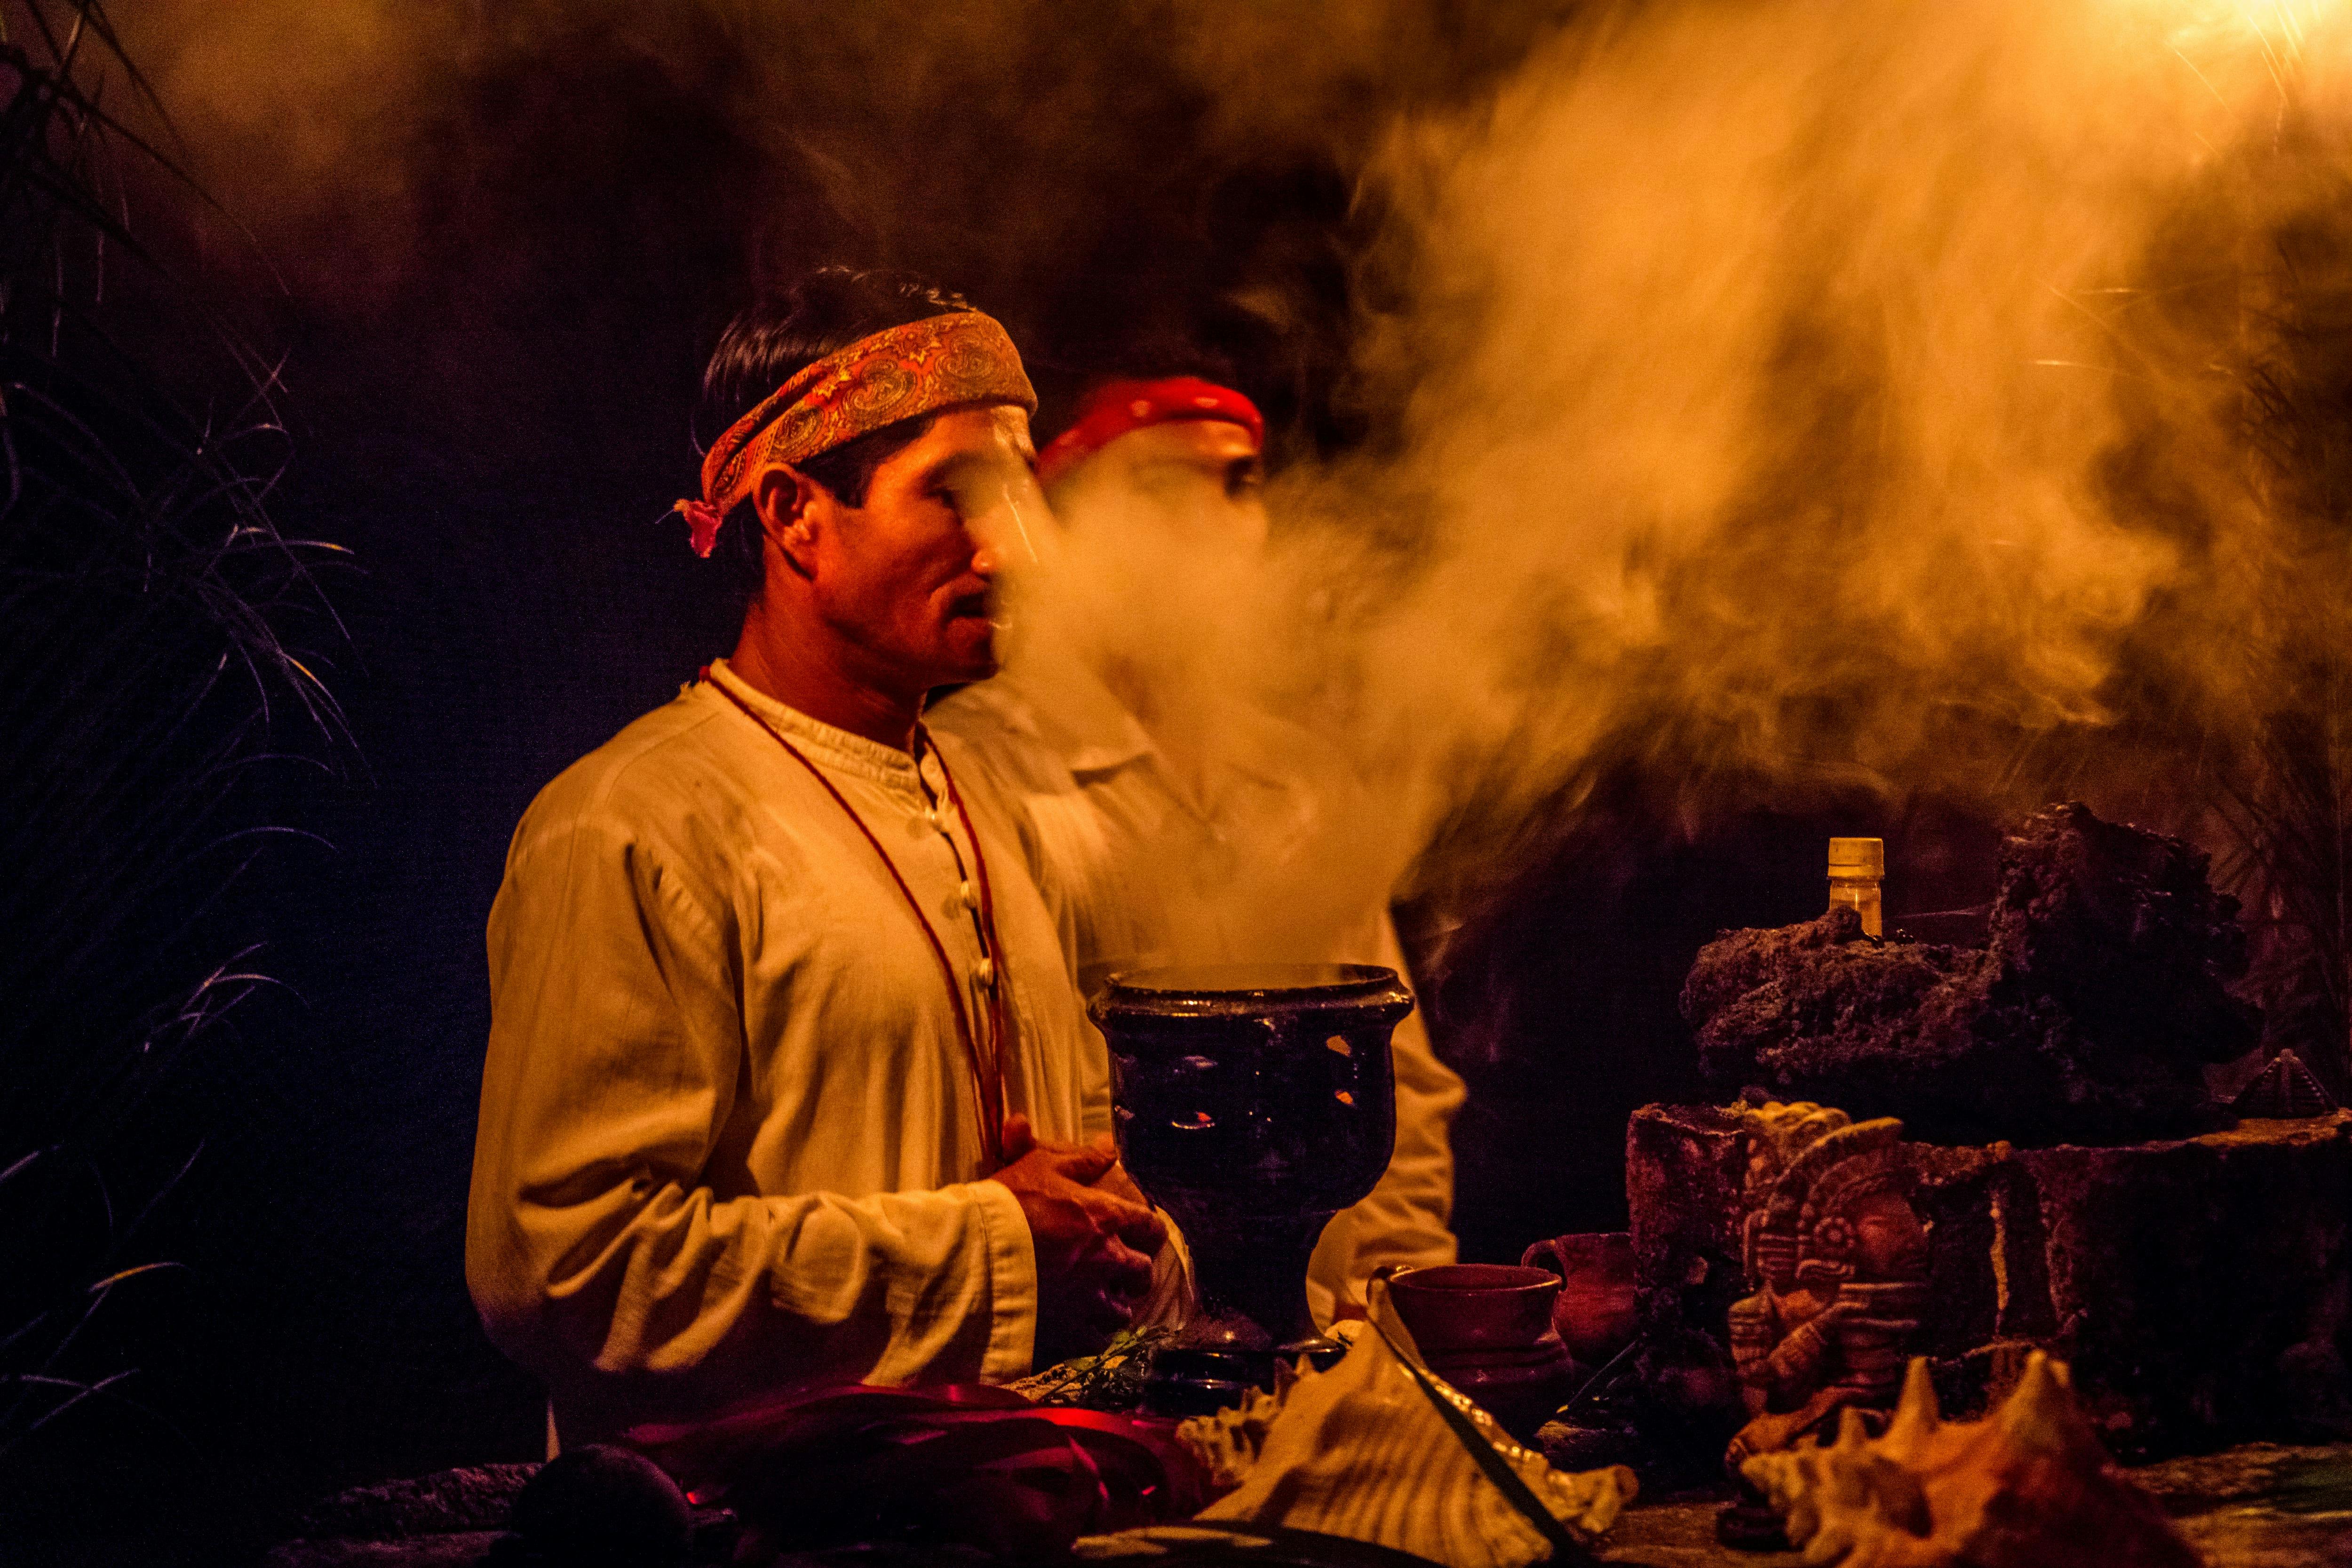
<box><xmin>1009</xmin><ymin>1</ymin><xmax>2352</xmax><ymax>1020</ymax></box>
<box><xmin>119</xmin><ymin>1</ymin><xmax>2352</xmax><ymax>1060</ymax></box>
<box><xmin>1293</xmin><ymin>0</ymin><xmax>2351</xmax><ymax>872</ymax></box>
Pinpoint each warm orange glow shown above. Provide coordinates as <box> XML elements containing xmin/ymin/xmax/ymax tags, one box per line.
<box><xmin>126</xmin><ymin>0</ymin><xmax>2352</xmax><ymax>937</ymax></box>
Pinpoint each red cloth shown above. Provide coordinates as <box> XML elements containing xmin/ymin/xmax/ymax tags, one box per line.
<box><xmin>624</xmin><ymin>1384</ymin><xmax>1204</xmax><ymax>1558</ymax></box>
<box><xmin>675</xmin><ymin>311</ymin><xmax>1036</xmax><ymax>557</ymax></box>
<box><xmin>1035</xmin><ymin>376</ymin><xmax>1265</xmax><ymax>488</ymax></box>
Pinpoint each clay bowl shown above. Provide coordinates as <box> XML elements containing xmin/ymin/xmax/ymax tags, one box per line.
<box><xmin>1520</xmin><ymin>1231</ymin><xmax>1639</xmax><ymax>1367</ymax></box>
<box><xmin>1386</xmin><ymin>1264</ymin><xmax>1563</xmax><ymax>1353</ymax></box>
<box><xmin>1385</xmin><ymin>1264</ymin><xmax>1574</xmax><ymax>1442</ymax></box>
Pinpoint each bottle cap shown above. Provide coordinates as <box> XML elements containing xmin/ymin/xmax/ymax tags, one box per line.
<box><xmin>1828</xmin><ymin>837</ymin><xmax>1884</xmax><ymax>877</ymax></box>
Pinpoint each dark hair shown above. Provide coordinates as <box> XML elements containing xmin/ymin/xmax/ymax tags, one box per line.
<box><xmin>696</xmin><ymin>268</ymin><xmax>972</xmax><ymax>608</ymax></box>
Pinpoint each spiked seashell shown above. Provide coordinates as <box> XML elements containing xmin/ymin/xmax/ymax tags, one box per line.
<box><xmin>1875</xmin><ymin>1357</ymin><xmax>1941</xmax><ymax>1462</ymax></box>
<box><xmin>1741</xmin><ymin>1352</ymin><xmax>2205</xmax><ymax>1568</ymax></box>
<box><xmin>2231</xmin><ymin>1050</ymin><xmax>2337</xmax><ymax>1118</ymax></box>
<box><xmin>1176</xmin><ymin>1282</ymin><xmax>1638</xmax><ymax>1568</ymax></box>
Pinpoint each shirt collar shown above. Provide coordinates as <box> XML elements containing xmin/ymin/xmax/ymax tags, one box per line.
<box><xmin>983</xmin><ymin>623</ymin><xmax>1334</xmax><ymax>808</ymax></box>
<box><xmin>703</xmin><ymin>658</ymin><xmax>929</xmax><ymax>800</ymax></box>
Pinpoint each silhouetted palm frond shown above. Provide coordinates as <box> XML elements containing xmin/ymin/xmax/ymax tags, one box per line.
<box><xmin>0</xmin><ymin>0</ymin><xmax>352</xmax><ymax>1459</ymax></box>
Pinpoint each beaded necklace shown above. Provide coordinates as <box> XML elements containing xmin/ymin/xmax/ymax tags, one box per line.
<box><xmin>705</xmin><ymin>671</ymin><xmax>1017</xmax><ymax>1167</ymax></box>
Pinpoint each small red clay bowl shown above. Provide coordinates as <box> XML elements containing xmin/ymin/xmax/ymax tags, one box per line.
<box><xmin>1386</xmin><ymin>1263</ymin><xmax>1562</xmax><ymax>1354</ymax></box>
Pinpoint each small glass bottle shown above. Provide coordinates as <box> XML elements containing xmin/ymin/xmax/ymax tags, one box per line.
<box><xmin>1828</xmin><ymin>837</ymin><xmax>1884</xmax><ymax>938</ymax></box>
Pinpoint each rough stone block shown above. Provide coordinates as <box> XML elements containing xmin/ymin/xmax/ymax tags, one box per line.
<box><xmin>1627</xmin><ymin>1104</ymin><xmax>2352</xmax><ymax>1457</ymax></box>
<box><xmin>294</xmin><ymin>1463</ymin><xmax>538</xmax><ymax>1539</ymax></box>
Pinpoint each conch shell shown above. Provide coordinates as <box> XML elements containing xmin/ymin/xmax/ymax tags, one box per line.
<box><xmin>1741</xmin><ymin>1353</ymin><xmax>2204</xmax><ymax>1568</ymax></box>
<box><xmin>1170</xmin><ymin>1366</ymin><xmax>1291</xmax><ymax>1495</ymax></box>
<box><xmin>1172</xmin><ymin>1285</ymin><xmax>1637</xmax><ymax>1568</ymax></box>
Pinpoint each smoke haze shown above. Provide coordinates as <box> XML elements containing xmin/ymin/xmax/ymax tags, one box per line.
<box><xmin>118</xmin><ymin>0</ymin><xmax>2352</xmax><ymax>1007</ymax></box>
<box><xmin>1291</xmin><ymin>0</ymin><xmax>2352</xmax><ymax>889</ymax></box>
<box><xmin>28</xmin><ymin>3</ymin><xmax>2352</xmax><ymax>1522</ymax></box>
<box><xmin>989</xmin><ymin>0</ymin><xmax>2352</xmax><ymax>1015</ymax></box>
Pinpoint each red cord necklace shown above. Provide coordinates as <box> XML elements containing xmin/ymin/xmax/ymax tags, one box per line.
<box><xmin>704</xmin><ymin>669</ymin><xmax>1017</xmax><ymax>1168</ymax></box>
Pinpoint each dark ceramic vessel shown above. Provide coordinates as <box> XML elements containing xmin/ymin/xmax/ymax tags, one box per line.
<box><xmin>1090</xmin><ymin>963</ymin><xmax>1411</xmax><ymax>1361</ymax></box>
<box><xmin>1520</xmin><ymin>1231</ymin><xmax>1640</xmax><ymax>1367</ymax></box>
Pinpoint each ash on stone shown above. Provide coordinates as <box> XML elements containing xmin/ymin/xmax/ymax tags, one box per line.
<box><xmin>1682</xmin><ymin>803</ymin><xmax>2259</xmax><ymax>1146</ymax></box>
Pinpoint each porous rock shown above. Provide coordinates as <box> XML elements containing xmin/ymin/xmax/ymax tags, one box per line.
<box><xmin>1684</xmin><ymin>804</ymin><xmax>2258</xmax><ymax>1147</ymax></box>
<box><xmin>296</xmin><ymin>1464</ymin><xmax>540</xmax><ymax>1540</ymax></box>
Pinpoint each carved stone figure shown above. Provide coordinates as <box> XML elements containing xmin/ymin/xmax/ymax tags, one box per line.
<box><xmin>1629</xmin><ymin>1100</ymin><xmax>2352</xmax><ymax>1459</ymax></box>
<box><xmin>1722</xmin><ymin>1103</ymin><xmax>1938</xmax><ymax>1471</ymax></box>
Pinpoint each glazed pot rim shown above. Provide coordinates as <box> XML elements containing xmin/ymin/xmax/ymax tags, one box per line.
<box><xmin>1099</xmin><ymin>963</ymin><xmax>1402</xmax><ymax>999</ymax></box>
<box><xmin>1090</xmin><ymin>963</ymin><xmax>1414</xmax><ymax>1024</ymax></box>
<box><xmin>1387</xmin><ymin>1263</ymin><xmax>1561</xmax><ymax>1295</ymax></box>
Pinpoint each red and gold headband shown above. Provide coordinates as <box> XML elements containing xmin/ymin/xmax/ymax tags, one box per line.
<box><xmin>1034</xmin><ymin>376</ymin><xmax>1265</xmax><ymax>489</ymax></box>
<box><xmin>676</xmin><ymin>311</ymin><xmax>1037</xmax><ymax>557</ymax></box>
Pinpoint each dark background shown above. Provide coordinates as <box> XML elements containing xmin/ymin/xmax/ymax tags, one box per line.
<box><xmin>4</xmin><ymin>6</ymin><xmax>2023</xmax><ymax>1561</ymax></box>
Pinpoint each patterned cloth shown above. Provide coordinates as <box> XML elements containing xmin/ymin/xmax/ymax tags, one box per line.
<box><xmin>676</xmin><ymin>311</ymin><xmax>1037</xmax><ymax>557</ymax></box>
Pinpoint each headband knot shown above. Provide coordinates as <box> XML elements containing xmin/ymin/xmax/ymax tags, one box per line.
<box><xmin>679</xmin><ymin>311</ymin><xmax>1036</xmax><ymax>557</ymax></box>
<box><xmin>673</xmin><ymin>498</ymin><xmax>728</xmax><ymax>558</ymax></box>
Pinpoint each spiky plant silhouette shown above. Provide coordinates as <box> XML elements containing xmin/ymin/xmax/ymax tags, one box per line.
<box><xmin>0</xmin><ymin>0</ymin><xmax>352</xmax><ymax>1460</ymax></box>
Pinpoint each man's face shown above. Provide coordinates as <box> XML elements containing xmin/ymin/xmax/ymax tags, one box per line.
<box><xmin>1056</xmin><ymin>419</ymin><xmax>1268</xmax><ymax>554</ymax></box>
<box><xmin>804</xmin><ymin>404</ymin><xmax>1039</xmax><ymax>691</ymax></box>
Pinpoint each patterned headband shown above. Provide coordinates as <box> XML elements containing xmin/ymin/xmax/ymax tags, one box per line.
<box><xmin>676</xmin><ymin>311</ymin><xmax>1037</xmax><ymax>557</ymax></box>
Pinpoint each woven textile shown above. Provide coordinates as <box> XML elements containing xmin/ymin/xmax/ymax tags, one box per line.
<box><xmin>677</xmin><ymin>311</ymin><xmax>1037</xmax><ymax>556</ymax></box>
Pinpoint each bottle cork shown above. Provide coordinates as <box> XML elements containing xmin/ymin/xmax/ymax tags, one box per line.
<box><xmin>1828</xmin><ymin>837</ymin><xmax>1885</xmax><ymax>877</ymax></box>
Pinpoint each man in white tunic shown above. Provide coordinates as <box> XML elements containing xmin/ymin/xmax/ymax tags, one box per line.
<box><xmin>468</xmin><ymin>272</ymin><xmax>1174</xmax><ymax>1447</ymax></box>
<box><xmin>930</xmin><ymin>365</ymin><xmax>1465</xmax><ymax>1328</ymax></box>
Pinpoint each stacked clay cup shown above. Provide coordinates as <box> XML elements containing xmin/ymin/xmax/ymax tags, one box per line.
<box><xmin>1384</xmin><ymin>1264</ymin><xmax>1578</xmax><ymax>1442</ymax></box>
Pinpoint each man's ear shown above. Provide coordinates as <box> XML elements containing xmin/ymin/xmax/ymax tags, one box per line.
<box><xmin>752</xmin><ymin>463</ymin><xmax>827</xmax><ymax>580</ymax></box>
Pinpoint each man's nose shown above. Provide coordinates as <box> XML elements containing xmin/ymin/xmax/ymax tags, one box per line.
<box><xmin>968</xmin><ymin>541</ymin><xmax>1001</xmax><ymax>580</ymax></box>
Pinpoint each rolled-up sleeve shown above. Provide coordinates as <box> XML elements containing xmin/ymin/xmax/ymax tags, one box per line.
<box><xmin>465</xmin><ymin>806</ymin><xmax>1037</xmax><ymax>1440</ymax></box>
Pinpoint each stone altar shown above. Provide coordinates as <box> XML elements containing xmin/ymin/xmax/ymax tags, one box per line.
<box><xmin>1628</xmin><ymin>1103</ymin><xmax>2352</xmax><ymax>1458</ymax></box>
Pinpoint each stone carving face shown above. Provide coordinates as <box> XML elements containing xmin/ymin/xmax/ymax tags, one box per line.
<box><xmin>1724</xmin><ymin>1103</ymin><xmax>1934</xmax><ymax>1472</ymax></box>
<box><xmin>1846</xmin><ymin>1189</ymin><xmax>1929</xmax><ymax>1281</ymax></box>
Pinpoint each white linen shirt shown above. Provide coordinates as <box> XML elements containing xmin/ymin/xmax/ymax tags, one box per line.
<box><xmin>466</xmin><ymin>660</ymin><xmax>1109</xmax><ymax>1444</ymax></box>
<box><xmin>930</xmin><ymin>645</ymin><xmax>1465</xmax><ymax>1326</ymax></box>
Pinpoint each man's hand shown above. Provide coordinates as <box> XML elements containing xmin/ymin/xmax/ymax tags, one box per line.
<box><xmin>989</xmin><ymin>1114</ymin><xmax>1166</xmax><ymax>1364</ymax></box>
<box><xmin>1081</xmin><ymin>1131</ymin><xmax>1152</xmax><ymax>1209</ymax></box>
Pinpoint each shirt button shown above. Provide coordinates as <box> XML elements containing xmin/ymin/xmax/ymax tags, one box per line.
<box><xmin>975</xmin><ymin>956</ymin><xmax>996</xmax><ymax>987</ymax></box>
<box><xmin>959</xmin><ymin>879</ymin><xmax>979</xmax><ymax>910</ymax></box>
